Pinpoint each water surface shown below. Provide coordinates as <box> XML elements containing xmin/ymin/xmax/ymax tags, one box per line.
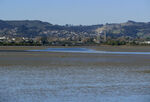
<box><xmin>29</xmin><ymin>48</ymin><xmax>150</xmax><ymax>55</ymax></box>
<box><xmin>0</xmin><ymin>49</ymin><xmax>150</xmax><ymax>102</ymax></box>
<box><xmin>0</xmin><ymin>65</ymin><xmax>150</xmax><ymax>102</ymax></box>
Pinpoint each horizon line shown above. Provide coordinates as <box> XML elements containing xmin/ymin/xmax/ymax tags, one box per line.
<box><xmin>1</xmin><ymin>19</ymin><xmax>150</xmax><ymax>26</ymax></box>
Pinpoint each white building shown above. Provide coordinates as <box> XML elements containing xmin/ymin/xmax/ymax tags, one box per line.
<box><xmin>0</xmin><ymin>36</ymin><xmax>6</xmax><ymax>40</ymax></box>
<box><xmin>143</xmin><ymin>41</ymin><xmax>150</xmax><ymax>44</ymax></box>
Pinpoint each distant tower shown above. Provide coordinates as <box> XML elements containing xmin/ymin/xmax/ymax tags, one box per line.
<box><xmin>104</xmin><ymin>31</ymin><xmax>107</xmax><ymax>42</ymax></box>
<box><xmin>96</xmin><ymin>33</ymin><xmax>101</xmax><ymax>43</ymax></box>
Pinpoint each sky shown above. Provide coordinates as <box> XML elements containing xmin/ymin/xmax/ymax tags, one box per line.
<box><xmin>0</xmin><ymin>0</ymin><xmax>150</xmax><ymax>25</ymax></box>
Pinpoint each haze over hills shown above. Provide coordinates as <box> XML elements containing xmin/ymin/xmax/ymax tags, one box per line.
<box><xmin>0</xmin><ymin>20</ymin><xmax>150</xmax><ymax>46</ymax></box>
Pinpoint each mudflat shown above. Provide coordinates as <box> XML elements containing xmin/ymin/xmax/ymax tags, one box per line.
<box><xmin>0</xmin><ymin>45</ymin><xmax>150</xmax><ymax>52</ymax></box>
<box><xmin>0</xmin><ymin>46</ymin><xmax>150</xmax><ymax>102</ymax></box>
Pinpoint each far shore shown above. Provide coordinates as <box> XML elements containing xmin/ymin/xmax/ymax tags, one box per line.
<box><xmin>0</xmin><ymin>45</ymin><xmax>150</xmax><ymax>52</ymax></box>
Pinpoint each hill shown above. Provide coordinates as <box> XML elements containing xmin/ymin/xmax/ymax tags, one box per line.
<box><xmin>0</xmin><ymin>20</ymin><xmax>150</xmax><ymax>46</ymax></box>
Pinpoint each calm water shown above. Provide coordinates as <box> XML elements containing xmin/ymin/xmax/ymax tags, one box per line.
<box><xmin>29</xmin><ymin>48</ymin><xmax>150</xmax><ymax>55</ymax></box>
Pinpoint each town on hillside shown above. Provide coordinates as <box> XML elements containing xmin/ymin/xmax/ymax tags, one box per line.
<box><xmin>0</xmin><ymin>20</ymin><xmax>150</xmax><ymax>46</ymax></box>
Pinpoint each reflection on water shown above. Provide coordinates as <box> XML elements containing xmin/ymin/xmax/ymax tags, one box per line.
<box><xmin>29</xmin><ymin>48</ymin><xmax>150</xmax><ymax>55</ymax></box>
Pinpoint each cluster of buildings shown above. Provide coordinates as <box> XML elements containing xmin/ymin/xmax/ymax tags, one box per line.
<box><xmin>0</xmin><ymin>28</ymin><xmax>150</xmax><ymax>45</ymax></box>
<box><xmin>0</xmin><ymin>28</ymin><xmax>101</xmax><ymax>44</ymax></box>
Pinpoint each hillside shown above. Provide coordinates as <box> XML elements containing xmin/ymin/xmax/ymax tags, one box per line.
<box><xmin>0</xmin><ymin>20</ymin><xmax>150</xmax><ymax>41</ymax></box>
<box><xmin>96</xmin><ymin>21</ymin><xmax>150</xmax><ymax>39</ymax></box>
<box><xmin>0</xmin><ymin>20</ymin><xmax>102</xmax><ymax>37</ymax></box>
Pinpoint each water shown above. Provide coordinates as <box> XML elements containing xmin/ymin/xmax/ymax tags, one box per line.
<box><xmin>29</xmin><ymin>48</ymin><xmax>95</xmax><ymax>53</ymax></box>
<box><xmin>0</xmin><ymin>50</ymin><xmax>150</xmax><ymax>102</ymax></box>
<box><xmin>0</xmin><ymin>65</ymin><xmax>150</xmax><ymax>102</ymax></box>
<box><xmin>28</xmin><ymin>48</ymin><xmax>150</xmax><ymax>55</ymax></box>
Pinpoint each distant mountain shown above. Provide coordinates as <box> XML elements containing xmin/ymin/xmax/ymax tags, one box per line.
<box><xmin>5</xmin><ymin>20</ymin><xmax>53</xmax><ymax>29</ymax></box>
<box><xmin>0</xmin><ymin>20</ymin><xmax>12</xmax><ymax>29</ymax></box>
<box><xmin>0</xmin><ymin>20</ymin><xmax>103</xmax><ymax>38</ymax></box>
<box><xmin>0</xmin><ymin>20</ymin><xmax>150</xmax><ymax>40</ymax></box>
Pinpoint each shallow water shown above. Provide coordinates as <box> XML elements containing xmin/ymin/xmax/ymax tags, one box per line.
<box><xmin>0</xmin><ymin>65</ymin><xmax>150</xmax><ymax>102</ymax></box>
<box><xmin>29</xmin><ymin>48</ymin><xmax>150</xmax><ymax>55</ymax></box>
<box><xmin>0</xmin><ymin>50</ymin><xmax>150</xmax><ymax>102</ymax></box>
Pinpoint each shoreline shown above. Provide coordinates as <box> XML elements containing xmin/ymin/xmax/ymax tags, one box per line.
<box><xmin>0</xmin><ymin>46</ymin><xmax>150</xmax><ymax>52</ymax></box>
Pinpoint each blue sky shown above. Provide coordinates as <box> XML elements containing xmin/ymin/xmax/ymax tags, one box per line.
<box><xmin>0</xmin><ymin>0</ymin><xmax>150</xmax><ymax>25</ymax></box>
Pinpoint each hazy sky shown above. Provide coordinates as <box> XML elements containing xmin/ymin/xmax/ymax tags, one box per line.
<box><xmin>0</xmin><ymin>0</ymin><xmax>150</xmax><ymax>25</ymax></box>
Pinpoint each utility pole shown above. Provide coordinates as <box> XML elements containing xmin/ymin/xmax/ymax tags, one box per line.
<box><xmin>104</xmin><ymin>31</ymin><xmax>107</xmax><ymax>42</ymax></box>
<box><xmin>96</xmin><ymin>32</ymin><xmax>101</xmax><ymax>44</ymax></box>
